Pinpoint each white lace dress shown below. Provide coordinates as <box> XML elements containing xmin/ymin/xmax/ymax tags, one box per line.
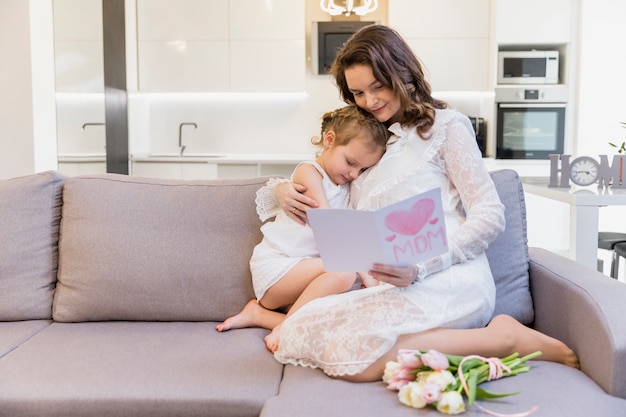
<box><xmin>250</xmin><ymin>161</ymin><xmax>350</xmax><ymax>302</ymax></box>
<box><xmin>268</xmin><ymin>109</ymin><xmax>506</xmax><ymax>376</ymax></box>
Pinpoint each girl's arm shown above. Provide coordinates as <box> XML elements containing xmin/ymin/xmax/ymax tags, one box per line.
<box><xmin>290</xmin><ymin>164</ymin><xmax>330</xmax><ymax>210</ymax></box>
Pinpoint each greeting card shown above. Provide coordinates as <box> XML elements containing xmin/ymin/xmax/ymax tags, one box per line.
<box><xmin>307</xmin><ymin>188</ymin><xmax>448</xmax><ymax>272</ymax></box>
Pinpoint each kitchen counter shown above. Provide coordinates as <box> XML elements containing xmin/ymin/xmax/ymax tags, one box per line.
<box><xmin>58</xmin><ymin>153</ymin><xmax>106</xmax><ymax>163</ymax></box>
<box><xmin>129</xmin><ymin>153</ymin><xmax>314</xmax><ymax>180</ymax></box>
<box><xmin>129</xmin><ymin>153</ymin><xmax>314</xmax><ymax>164</ymax></box>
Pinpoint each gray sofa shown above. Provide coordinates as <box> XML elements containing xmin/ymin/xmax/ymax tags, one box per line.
<box><xmin>1</xmin><ymin>169</ymin><xmax>626</xmax><ymax>417</ymax></box>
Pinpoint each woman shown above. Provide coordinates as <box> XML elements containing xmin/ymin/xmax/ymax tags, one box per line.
<box><xmin>256</xmin><ymin>25</ymin><xmax>578</xmax><ymax>381</ymax></box>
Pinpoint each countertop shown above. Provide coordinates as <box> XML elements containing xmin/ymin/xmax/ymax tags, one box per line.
<box><xmin>59</xmin><ymin>153</ymin><xmax>315</xmax><ymax>165</ymax></box>
<box><xmin>129</xmin><ymin>153</ymin><xmax>314</xmax><ymax>164</ymax></box>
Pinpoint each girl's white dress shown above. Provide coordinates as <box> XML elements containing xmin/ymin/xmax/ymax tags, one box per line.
<box><xmin>260</xmin><ymin>109</ymin><xmax>506</xmax><ymax>377</ymax></box>
<box><xmin>250</xmin><ymin>161</ymin><xmax>350</xmax><ymax>302</ymax></box>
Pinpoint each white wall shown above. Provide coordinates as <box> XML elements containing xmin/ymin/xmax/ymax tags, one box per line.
<box><xmin>0</xmin><ymin>0</ymin><xmax>57</xmax><ymax>179</ymax></box>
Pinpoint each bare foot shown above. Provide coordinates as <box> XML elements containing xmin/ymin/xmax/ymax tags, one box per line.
<box><xmin>264</xmin><ymin>323</ymin><xmax>281</xmax><ymax>353</ymax></box>
<box><xmin>489</xmin><ymin>314</ymin><xmax>580</xmax><ymax>368</ymax></box>
<box><xmin>216</xmin><ymin>300</ymin><xmax>263</xmax><ymax>332</ymax></box>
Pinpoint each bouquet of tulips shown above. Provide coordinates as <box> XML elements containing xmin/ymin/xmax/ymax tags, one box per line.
<box><xmin>382</xmin><ymin>349</ymin><xmax>541</xmax><ymax>415</ymax></box>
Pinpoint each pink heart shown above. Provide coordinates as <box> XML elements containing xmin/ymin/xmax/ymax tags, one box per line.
<box><xmin>384</xmin><ymin>199</ymin><xmax>435</xmax><ymax>236</ymax></box>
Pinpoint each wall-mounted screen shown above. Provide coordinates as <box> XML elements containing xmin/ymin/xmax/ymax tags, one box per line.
<box><xmin>312</xmin><ymin>21</ymin><xmax>375</xmax><ymax>74</ymax></box>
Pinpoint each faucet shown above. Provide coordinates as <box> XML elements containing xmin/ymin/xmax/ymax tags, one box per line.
<box><xmin>82</xmin><ymin>122</ymin><xmax>105</xmax><ymax>130</ymax></box>
<box><xmin>81</xmin><ymin>123</ymin><xmax>106</xmax><ymax>150</ymax></box>
<box><xmin>178</xmin><ymin>122</ymin><xmax>197</xmax><ymax>156</ymax></box>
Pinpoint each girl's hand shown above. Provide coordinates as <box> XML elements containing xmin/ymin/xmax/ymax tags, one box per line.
<box><xmin>276</xmin><ymin>181</ymin><xmax>319</xmax><ymax>225</ymax></box>
<box><xmin>368</xmin><ymin>263</ymin><xmax>419</xmax><ymax>287</ymax></box>
<box><xmin>358</xmin><ymin>271</ymin><xmax>380</xmax><ymax>288</ymax></box>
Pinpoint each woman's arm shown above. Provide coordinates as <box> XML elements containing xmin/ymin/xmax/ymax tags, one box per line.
<box><xmin>255</xmin><ymin>178</ymin><xmax>319</xmax><ymax>225</ymax></box>
<box><xmin>369</xmin><ymin>115</ymin><xmax>505</xmax><ymax>287</ymax></box>
<box><xmin>441</xmin><ymin>116</ymin><xmax>506</xmax><ymax>266</ymax></box>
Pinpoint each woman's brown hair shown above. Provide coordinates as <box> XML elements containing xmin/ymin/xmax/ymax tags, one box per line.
<box><xmin>330</xmin><ymin>24</ymin><xmax>447</xmax><ymax>138</ymax></box>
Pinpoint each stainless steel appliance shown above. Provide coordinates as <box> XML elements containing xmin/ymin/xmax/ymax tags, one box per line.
<box><xmin>497</xmin><ymin>50</ymin><xmax>559</xmax><ymax>84</ymax></box>
<box><xmin>495</xmin><ymin>86</ymin><xmax>568</xmax><ymax>160</ymax></box>
<box><xmin>468</xmin><ymin>117</ymin><xmax>486</xmax><ymax>157</ymax></box>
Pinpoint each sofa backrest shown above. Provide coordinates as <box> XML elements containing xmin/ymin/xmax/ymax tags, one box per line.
<box><xmin>486</xmin><ymin>169</ymin><xmax>534</xmax><ymax>325</ymax></box>
<box><xmin>2</xmin><ymin>169</ymin><xmax>533</xmax><ymax>325</ymax></box>
<box><xmin>53</xmin><ymin>174</ymin><xmax>269</xmax><ymax>322</ymax></box>
<box><xmin>0</xmin><ymin>171</ymin><xmax>66</xmax><ymax>321</ymax></box>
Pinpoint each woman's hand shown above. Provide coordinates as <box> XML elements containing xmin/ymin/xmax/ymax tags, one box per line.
<box><xmin>368</xmin><ymin>263</ymin><xmax>419</xmax><ymax>287</ymax></box>
<box><xmin>276</xmin><ymin>181</ymin><xmax>319</xmax><ymax>225</ymax></box>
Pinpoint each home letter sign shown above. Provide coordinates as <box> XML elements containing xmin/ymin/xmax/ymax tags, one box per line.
<box><xmin>549</xmin><ymin>154</ymin><xmax>626</xmax><ymax>188</ymax></box>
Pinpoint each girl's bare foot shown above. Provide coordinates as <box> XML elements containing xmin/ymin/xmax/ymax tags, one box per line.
<box><xmin>216</xmin><ymin>300</ymin><xmax>263</xmax><ymax>332</ymax></box>
<box><xmin>264</xmin><ymin>323</ymin><xmax>281</xmax><ymax>353</ymax></box>
<box><xmin>489</xmin><ymin>314</ymin><xmax>580</xmax><ymax>368</ymax></box>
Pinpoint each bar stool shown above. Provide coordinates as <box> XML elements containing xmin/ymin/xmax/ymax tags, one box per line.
<box><xmin>598</xmin><ymin>232</ymin><xmax>626</xmax><ymax>278</ymax></box>
<box><xmin>612</xmin><ymin>242</ymin><xmax>626</xmax><ymax>279</ymax></box>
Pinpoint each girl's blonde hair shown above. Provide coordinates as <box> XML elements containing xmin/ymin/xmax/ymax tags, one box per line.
<box><xmin>311</xmin><ymin>105</ymin><xmax>389</xmax><ymax>152</ymax></box>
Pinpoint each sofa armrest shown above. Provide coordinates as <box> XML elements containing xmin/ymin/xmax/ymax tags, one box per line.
<box><xmin>528</xmin><ymin>247</ymin><xmax>626</xmax><ymax>398</ymax></box>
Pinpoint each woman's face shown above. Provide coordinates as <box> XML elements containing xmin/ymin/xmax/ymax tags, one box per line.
<box><xmin>344</xmin><ymin>64</ymin><xmax>402</xmax><ymax>124</ymax></box>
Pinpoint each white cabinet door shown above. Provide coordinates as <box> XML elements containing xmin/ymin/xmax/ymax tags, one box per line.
<box><xmin>137</xmin><ymin>0</ymin><xmax>305</xmax><ymax>92</ymax></box>
<box><xmin>53</xmin><ymin>0</ymin><xmax>103</xmax><ymax>93</ymax></box>
<box><xmin>408</xmin><ymin>39</ymin><xmax>490</xmax><ymax>92</ymax></box>
<box><xmin>390</xmin><ymin>0</ymin><xmax>490</xmax><ymax>39</ymax></box>
<box><xmin>137</xmin><ymin>0</ymin><xmax>228</xmax><ymax>40</ymax></box>
<box><xmin>58</xmin><ymin>162</ymin><xmax>107</xmax><ymax>177</ymax></box>
<box><xmin>138</xmin><ymin>41</ymin><xmax>230</xmax><ymax>92</ymax></box>
<box><xmin>496</xmin><ymin>0</ymin><xmax>573</xmax><ymax>45</ymax></box>
<box><xmin>388</xmin><ymin>0</ymin><xmax>491</xmax><ymax>91</ymax></box>
<box><xmin>229</xmin><ymin>0</ymin><xmax>305</xmax><ymax>92</ymax></box>
<box><xmin>132</xmin><ymin>162</ymin><xmax>184</xmax><ymax>179</ymax></box>
<box><xmin>230</xmin><ymin>40</ymin><xmax>305</xmax><ymax>92</ymax></box>
<box><xmin>229</xmin><ymin>0</ymin><xmax>304</xmax><ymax>40</ymax></box>
<box><xmin>131</xmin><ymin>162</ymin><xmax>218</xmax><ymax>179</ymax></box>
<box><xmin>137</xmin><ymin>0</ymin><xmax>230</xmax><ymax>92</ymax></box>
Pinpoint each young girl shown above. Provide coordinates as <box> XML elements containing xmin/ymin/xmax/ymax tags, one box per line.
<box><xmin>216</xmin><ymin>105</ymin><xmax>388</xmax><ymax>351</ymax></box>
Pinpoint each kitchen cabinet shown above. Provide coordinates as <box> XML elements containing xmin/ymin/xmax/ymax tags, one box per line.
<box><xmin>131</xmin><ymin>161</ymin><xmax>219</xmax><ymax>180</ymax></box>
<box><xmin>53</xmin><ymin>0</ymin><xmax>107</xmax><ymax>171</ymax></box>
<box><xmin>53</xmin><ymin>0</ymin><xmax>104</xmax><ymax>93</ymax></box>
<box><xmin>57</xmin><ymin>156</ymin><xmax>107</xmax><ymax>177</ymax></box>
<box><xmin>495</xmin><ymin>0</ymin><xmax>573</xmax><ymax>45</ymax></box>
<box><xmin>388</xmin><ymin>0</ymin><xmax>491</xmax><ymax>91</ymax></box>
<box><xmin>137</xmin><ymin>0</ymin><xmax>305</xmax><ymax>92</ymax></box>
<box><xmin>130</xmin><ymin>154</ymin><xmax>306</xmax><ymax>180</ymax></box>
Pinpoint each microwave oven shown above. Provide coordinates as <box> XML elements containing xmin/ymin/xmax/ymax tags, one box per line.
<box><xmin>497</xmin><ymin>50</ymin><xmax>559</xmax><ymax>84</ymax></box>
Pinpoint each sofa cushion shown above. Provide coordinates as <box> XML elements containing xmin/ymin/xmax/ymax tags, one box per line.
<box><xmin>0</xmin><ymin>322</ymin><xmax>283</xmax><ymax>417</ymax></box>
<box><xmin>0</xmin><ymin>171</ymin><xmax>65</xmax><ymax>321</ymax></box>
<box><xmin>486</xmin><ymin>169</ymin><xmax>534</xmax><ymax>324</ymax></box>
<box><xmin>261</xmin><ymin>362</ymin><xmax>626</xmax><ymax>417</ymax></box>
<box><xmin>53</xmin><ymin>174</ymin><xmax>269</xmax><ymax>322</ymax></box>
<box><xmin>0</xmin><ymin>321</ymin><xmax>51</xmax><ymax>358</ymax></box>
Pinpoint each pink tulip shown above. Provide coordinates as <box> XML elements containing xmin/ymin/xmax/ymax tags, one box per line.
<box><xmin>397</xmin><ymin>349</ymin><xmax>423</xmax><ymax>368</ymax></box>
<box><xmin>383</xmin><ymin>361</ymin><xmax>414</xmax><ymax>391</ymax></box>
<box><xmin>421</xmin><ymin>349</ymin><xmax>450</xmax><ymax>371</ymax></box>
<box><xmin>421</xmin><ymin>382</ymin><xmax>442</xmax><ymax>404</ymax></box>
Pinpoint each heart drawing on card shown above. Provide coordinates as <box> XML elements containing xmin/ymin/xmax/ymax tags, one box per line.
<box><xmin>384</xmin><ymin>198</ymin><xmax>435</xmax><ymax>236</ymax></box>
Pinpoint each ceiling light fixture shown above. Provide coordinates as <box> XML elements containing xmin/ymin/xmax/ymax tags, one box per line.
<box><xmin>320</xmin><ymin>0</ymin><xmax>378</xmax><ymax>17</ymax></box>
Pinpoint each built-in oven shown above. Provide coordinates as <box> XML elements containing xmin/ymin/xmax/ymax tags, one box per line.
<box><xmin>495</xmin><ymin>86</ymin><xmax>568</xmax><ymax>159</ymax></box>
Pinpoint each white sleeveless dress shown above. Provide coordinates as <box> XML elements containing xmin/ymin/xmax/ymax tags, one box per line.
<box><xmin>250</xmin><ymin>161</ymin><xmax>350</xmax><ymax>302</ymax></box>
<box><xmin>273</xmin><ymin>109</ymin><xmax>505</xmax><ymax>376</ymax></box>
